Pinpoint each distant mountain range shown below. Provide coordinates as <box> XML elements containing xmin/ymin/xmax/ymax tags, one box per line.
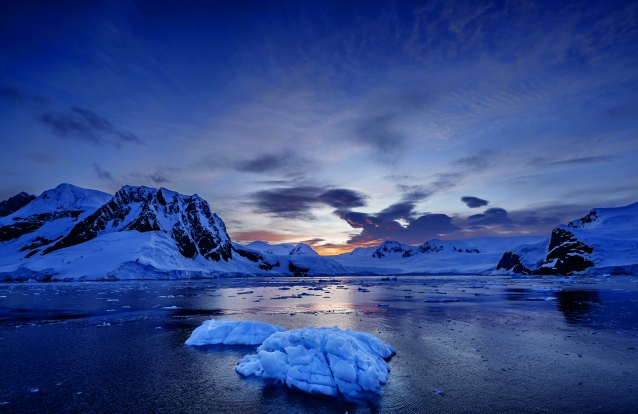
<box><xmin>1</xmin><ymin>184</ymin><xmax>636</xmax><ymax>280</ymax></box>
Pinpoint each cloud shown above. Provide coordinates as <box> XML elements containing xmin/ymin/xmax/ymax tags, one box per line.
<box><xmin>300</xmin><ymin>238</ymin><xmax>325</xmax><ymax>247</ymax></box>
<box><xmin>467</xmin><ymin>207</ymin><xmax>512</xmax><ymax>226</ymax></box>
<box><xmin>93</xmin><ymin>163</ymin><xmax>113</xmax><ymax>181</ymax></box>
<box><xmin>461</xmin><ymin>196</ymin><xmax>489</xmax><ymax>208</ymax></box>
<box><xmin>350</xmin><ymin>90</ymin><xmax>428</xmax><ymax>165</ymax></box>
<box><xmin>149</xmin><ymin>172</ymin><xmax>169</xmax><ymax>184</ymax></box>
<box><xmin>318</xmin><ymin>189</ymin><xmax>368</xmax><ymax>209</ymax></box>
<box><xmin>0</xmin><ymin>86</ymin><xmax>48</xmax><ymax>106</ymax></box>
<box><xmin>335</xmin><ymin>205</ymin><xmax>460</xmax><ymax>246</ymax></box>
<box><xmin>230</xmin><ymin>230</ymin><xmax>300</xmax><ymax>244</ymax></box>
<box><xmin>454</xmin><ymin>150</ymin><xmax>495</xmax><ymax>171</ymax></box>
<box><xmin>342</xmin><ymin>210</ymin><xmax>461</xmax><ymax>246</ymax></box>
<box><xmin>533</xmin><ymin>156</ymin><xmax>614</xmax><ymax>166</ymax></box>
<box><xmin>249</xmin><ymin>186</ymin><xmax>368</xmax><ymax>219</ymax></box>
<box><xmin>40</xmin><ymin>107</ymin><xmax>142</xmax><ymax>147</ymax></box>
<box><xmin>234</xmin><ymin>151</ymin><xmax>313</xmax><ymax>176</ymax></box>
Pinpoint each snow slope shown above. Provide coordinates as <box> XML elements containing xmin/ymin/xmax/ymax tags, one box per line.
<box><xmin>496</xmin><ymin>202</ymin><xmax>638</xmax><ymax>275</ymax></box>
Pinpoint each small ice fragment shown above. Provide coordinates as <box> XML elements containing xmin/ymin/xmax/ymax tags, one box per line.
<box><xmin>424</xmin><ymin>298</ymin><xmax>460</xmax><ymax>303</ymax></box>
<box><xmin>29</xmin><ymin>388</ymin><xmax>39</xmax><ymax>393</ymax></box>
<box><xmin>433</xmin><ymin>388</ymin><xmax>444</xmax><ymax>395</ymax></box>
<box><xmin>377</xmin><ymin>303</ymin><xmax>389</xmax><ymax>307</ymax></box>
<box><xmin>162</xmin><ymin>306</ymin><xmax>180</xmax><ymax>309</ymax></box>
<box><xmin>96</xmin><ymin>322</ymin><xmax>111</xmax><ymax>327</ymax></box>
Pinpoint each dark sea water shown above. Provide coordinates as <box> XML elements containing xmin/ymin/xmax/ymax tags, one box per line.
<box><xmin>1</xmin><ymin>275</ymin><xmax>637</xmax><ymax>413</ymax></box>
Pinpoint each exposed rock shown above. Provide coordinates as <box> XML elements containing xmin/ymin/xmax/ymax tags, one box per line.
<box><xmin>496</xmin><ymin>251</ymin><xmax>532</xmax><ymax>275</ymax></box>
<box><xmin>0</xmin><ymin>192</ymin><xmax>36</xmax><ymax>217</ymax></box>
<box><xmin>43</xmin><ymin>186</ymin><xmax>232</xmax><ymax>262</ymax></box>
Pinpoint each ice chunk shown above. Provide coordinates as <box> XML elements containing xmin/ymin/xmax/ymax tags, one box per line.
<box><xmin>185</xmin><ymin>320</ymin><xmax>285</xmax><ymax>346</ymax></box>
<box><xmin>236</xmin><ymin>326</ymin><xmax>395</xmax><ymax>401</ymax></box>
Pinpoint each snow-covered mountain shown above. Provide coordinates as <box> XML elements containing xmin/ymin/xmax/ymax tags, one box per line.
<box><xmin>496</xmin><ymin>202</ymin><xmax>638</xmax><ymax>275</ymax></box>
<box><xmin>0</xmin><ymin>184</ymin><xmax>345</xmax><ymax>280</ymax></box>
<box><xmin>2</xmin><ymin>184</ymin><xmax>637</xmax><ymax>279</ymax></box>
<box><xmin>0</xmin><ymin>192</ymin><xmax>35</xmax><ymax>217</ymax></box>
<box><xmin>245</xmin><ymin>241</ymin><xmax>319</xmax><ymax>256</ymax></box>
<box><xmin>0</xmin><ymin>184</ymin><xmax>112</xmax><ymax>253</ymax></box>
<box><xmin>334</xmin><ymin>237</ymin><xmax>545</xmax><ymax>275</ymax></box>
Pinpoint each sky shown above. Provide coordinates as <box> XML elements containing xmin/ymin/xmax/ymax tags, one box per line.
<box><xmin>1</xmin><ymin>0</ymin><xmax>637</xmax><ymax>254</ymax></box>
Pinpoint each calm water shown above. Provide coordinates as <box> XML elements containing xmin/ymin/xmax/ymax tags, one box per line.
<box><xmin>1</xmin><ymin>275</ymin><xmax>637</xmax><ymax>413</ymax></box>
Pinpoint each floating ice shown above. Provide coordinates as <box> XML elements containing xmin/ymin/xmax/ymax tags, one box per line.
<box><xmin>424</xmin><ymin>298</ymin><xmax>460</xmax><ymax>303</ymax></box>
<box><xmin>185</xmin><ymin>320</ymin><xmax>285</xmax><ymax>346</ymax></box>
<box><xmin>235</xmin><ymin>326</ymin><xmax>395</xmax><ymax>401</ymax></box>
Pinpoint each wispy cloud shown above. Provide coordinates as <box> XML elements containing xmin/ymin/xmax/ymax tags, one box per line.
<box><xmin>41</xmin><ymin>107</ymin><xmax>143</xmax><ymax>147</ymax></box>
<box><xmin>93</xmin><ymin>163</ymin><xmax>113</xmax><ymax>181</ymax></box>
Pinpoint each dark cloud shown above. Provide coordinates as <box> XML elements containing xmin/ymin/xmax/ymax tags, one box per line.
<box><xmin>149</xmin><ymin>172</ymin><xmax>169</xmax><ymax>184</ymax></box>
<box><xmin>235</xmin><ymin>151</ymin><xmax>312</xmax><ymax>176</ymax></box>
<box><xmin>93</xmin><ymin>163</ymin><xmax>113</xmax><ymax>181</ymax></box>
<box><xmin>318</xmin><ymin>189</ymin><xmax>368</xmax><ymax>209</ymax></box>
<box><xmin>467</xmin><ymin>207</ymin><xmax>512</xmax><ymax>226</ymax></box>
<box><xmin>250</xmin><ymin>186</ymin><xmax>368</xmax><ymax>219</ymax></box>
<box><xmin>343</xmin><ymin>210</ymin><xmax>461</xmax><ymax>246</ymax></box>
<box><xmin>461</xmin><ymin>196</ymin><xmax>489</xmax><ymax>208</ymax></box>
<box><xmin>377</xmin><ymin>202</ymin><xmax>416</xmax><ymax>221</ymax></box>
<box><xmin>40</xmin><ymin>107</ymin><xmax>142</xmax><ymax>147</ymax></box>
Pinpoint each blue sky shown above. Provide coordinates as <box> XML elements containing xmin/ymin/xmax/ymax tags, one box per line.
<box><xmin>1</xmin><ymin>0</ymin><xmax>637</xmax><ymax>254</ymax></box>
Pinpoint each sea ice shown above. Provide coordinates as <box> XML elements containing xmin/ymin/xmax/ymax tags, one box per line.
<box><xmin>235</xmin><ymin>326</ymin><xmax>396</xmax><ymax>401</ymax></box>
<box><xmin>185</xmin><ymin>320</ymin><xmax>285</xmax><ymax>346</ymax></box>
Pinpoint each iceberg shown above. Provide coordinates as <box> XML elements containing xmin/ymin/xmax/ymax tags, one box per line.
<box><xmin>235</xmin><ymin>326</ymin><xmax>396</xmax><ymax>401</ymax></box>
<box><xmin>185</xmin><ymin>320</ymin><xmax>285</xmax><ymax>346</ymax></box>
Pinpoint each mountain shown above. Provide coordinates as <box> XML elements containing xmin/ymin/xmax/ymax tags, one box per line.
<box><xmin>0</xmin><ymin>183</ymin><xmax>111</xmax><ymax>250</ymax></box>
<box><xmin>334</xmin><ymin>237</ymin><xmax>545</xmax><ymax>275</ymax></box>
<box><xmin>42</xmin><ymin>185</ymin><xmax>233</xmax><ymax>262</ymax></box>
<box><xmin>245</xmin><ymin>241</ymin><xmax>320</xmax><ymax>256</ymax></box>
<box><xmin>233</xmin><ymin>242</ymin><xmax>344</xmax><ymax>277</ymax></box>
<box><xmin>0</xmin><ymin>184</ymin><xmax>345</xmax><ymax>280</ymax></box>
<box><xmin>496</xmin><ymin>202</ymin><xmax>638</xmax><ymax>275</ymax></box>
<box><xmin>0</xmin><ymin>192</ymin><xmax>36</xmax><ymax>217</ymax></box>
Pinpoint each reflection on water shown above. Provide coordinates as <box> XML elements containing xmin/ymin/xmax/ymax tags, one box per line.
<box><xmin>555</xmin><ymin>290</ymin><xmax>601</xmax><ymax>323</ymax></box>
<box><xmin>1</xmin><ymin>276</ymin><xmax>638</xmax><ymax>413</ymax></box>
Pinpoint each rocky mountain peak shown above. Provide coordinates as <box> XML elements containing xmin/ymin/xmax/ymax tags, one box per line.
<box><xmin>0</xmin><ymin>192</ymin><xmax>36</xmax><ymax>217</ymax></box>
<box><xmin>43</xmin><ymin>185</ymin><xmax>232</xmax><ymax>262</ymax></box>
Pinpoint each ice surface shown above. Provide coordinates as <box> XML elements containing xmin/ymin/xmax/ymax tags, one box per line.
<box><xmin>185</xmin><ymin>320</ymin><xmax>285</xmax><ymax>346</ymax></box>
<box><xmin>235</xmin><ymin>326</ymin><xmax>396</xmax><ymax>401</ymax></box>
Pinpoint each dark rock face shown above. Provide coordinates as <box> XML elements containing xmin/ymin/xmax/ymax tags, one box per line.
<box><xmin>289</xmin><ymin>261</ymin><xmax>310</xmax><ymax>277</ymax></box>
<box><xmin>535</xmin><ymin>228</ymin><xmax>594</xmax><ymax>275</ymax></box>
<box><xmin>372</xmin><ymin>241</ymin><xmax>407</xmax><ymax>258</ymax></box>
<box><xmin>43</xmin><ymin>186</ymin><xmax>232</xmax><ymax>262</ymax></box>
<box><xmin>0</xmin><ymin>192</ymin><xmax>36</xmax><ymax>217</ymax></box>
<box><xmin>0</xmin><ymin>211</ymin><xmax>82</xmax><ymax>242</ymax></box>
<box><xmin>496</xmin><ymin>251</ymin><xmax>532</xmax><ymax>275</ymax></box>
<box><xmin>567</xmin><ymin>210</ymin><xmax>598</xmax><ymax>229</ymax></box>
<box><xmin>497</xmin><ymin>228</ymin><xmax>594</xmax><ymax>275</ymax></box>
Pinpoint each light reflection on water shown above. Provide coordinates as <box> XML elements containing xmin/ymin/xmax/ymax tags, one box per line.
<box><xmin>0</xmin><ymin>275</ymin><xmax>637</xmax><ymax>413</ymax></box>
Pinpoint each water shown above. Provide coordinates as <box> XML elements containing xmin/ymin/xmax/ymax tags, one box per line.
<box><xmin>1</xmin><ymin>275</ymin><xmax>637</xmax><ymax>413</ymax></box>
